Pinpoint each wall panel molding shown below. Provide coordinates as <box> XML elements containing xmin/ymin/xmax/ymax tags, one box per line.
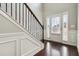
<box><xmin>0</xmin><ymin>32</ymin><xmax>44</xmax><ymax>56</ymax></box>
<box><xmin>0</xmin><ymin>40</ymin><xmax>17</xmax><ymax>56</ymax></box>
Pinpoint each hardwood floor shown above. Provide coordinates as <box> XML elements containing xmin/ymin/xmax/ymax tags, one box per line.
<box><xmin>35</xmin><ymin>40</ymin><xmax>78</xmax><ymax>56</ymax></box>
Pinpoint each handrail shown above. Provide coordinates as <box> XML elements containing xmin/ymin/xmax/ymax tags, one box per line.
<box><xmin>24</xmin><ymin>3</ymin><xmax>44</xmax><ymax>29</ymax></box>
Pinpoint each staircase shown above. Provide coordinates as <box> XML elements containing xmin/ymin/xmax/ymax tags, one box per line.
<box><xmin>0</xmin><ymin>3</ymin><xmax>44</xmax><ymax>56</ymax></box>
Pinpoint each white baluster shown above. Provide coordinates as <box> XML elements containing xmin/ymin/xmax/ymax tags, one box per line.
<box><xmin>7</xmin><ymin>3</ymin><xmax>11</xmax><ymax>16</ymax></box>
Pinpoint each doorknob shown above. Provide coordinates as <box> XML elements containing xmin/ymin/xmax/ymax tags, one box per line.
<box><xmin>64</xmin><ymin>23</ymin><xmax>66</xmax><ymax>28</ymax></box>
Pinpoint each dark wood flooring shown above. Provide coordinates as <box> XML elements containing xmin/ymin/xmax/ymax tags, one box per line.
<box><xmin>35</xmin><ymin>40</ymin><xmax>78</xmax><ymax>56</ymax></box>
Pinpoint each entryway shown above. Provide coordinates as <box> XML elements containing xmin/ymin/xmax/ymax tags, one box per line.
<box><xmin>46</xmin><ymin>12</ymin><xmax>69</xmax><ymax>45</ymax></box>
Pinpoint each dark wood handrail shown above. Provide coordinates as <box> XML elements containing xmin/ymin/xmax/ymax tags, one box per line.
<box><xmin>24</xmin><ymin>3</ymin><xmax>44</xmax><ymax>29</ymax></box>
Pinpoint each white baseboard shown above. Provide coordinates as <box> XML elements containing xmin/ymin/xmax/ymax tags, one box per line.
<box><xmin>45</xmin><ymin>39</ymin><xmax>76</xmax><ymax>46</ymax></box>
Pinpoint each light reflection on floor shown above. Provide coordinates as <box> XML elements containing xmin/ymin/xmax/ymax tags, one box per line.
<box><xmin>61</xmin><ymin>46</ymin><xmax>68</xmax><ymax>56</ymax></box>
<box><xmin>46</xmin><ymin>42</ymin><xmax>51</xmax><ymax>56</ymax></box>
<box><xmin>51</xmin><ymin>49</ymin><xmax>60</xmax><ymax>56</ymax></box>
<box><xmin>46</xmin><ymin>42</ymin><xmax>60</xmax><ymax>56</ymax></box>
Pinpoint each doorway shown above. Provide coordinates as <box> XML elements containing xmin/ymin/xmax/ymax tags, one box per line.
<box><xmin>47</xmin><ymin>12</ymin><xmax>68</xmax><ymax>43</ymax></box>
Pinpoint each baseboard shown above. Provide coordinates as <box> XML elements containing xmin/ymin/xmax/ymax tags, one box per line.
<box><xmin>22</xmin><ymin>45</ymin><xmax>44</xmax><ymax>56</ymax></box>
<box><xmin>44</xmin><ymin>40</ymin><xmax>77</xmax><ymax>47</ymax></box>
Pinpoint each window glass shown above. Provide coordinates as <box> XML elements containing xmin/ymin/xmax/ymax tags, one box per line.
<box><xmin>51</xmin><ymin>16</ymin><xmax>61</xmax><ymax>34</ymax></box>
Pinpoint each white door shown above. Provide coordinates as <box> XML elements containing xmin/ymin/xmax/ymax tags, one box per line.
<box><xmin>62</xmin><ymin>12</ymin><xmax>68</xmax><ymax>41</ymax></box>
<box><xmin>47</xmin><ymin>12</ymin><xmax>68</xmax><ymax>43</ymax></box>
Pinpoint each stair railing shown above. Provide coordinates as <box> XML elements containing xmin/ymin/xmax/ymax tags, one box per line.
<box><xmin>0</xmin><ymin>3</ymin><xmax>44</xmax><ymax>41</ymax></box>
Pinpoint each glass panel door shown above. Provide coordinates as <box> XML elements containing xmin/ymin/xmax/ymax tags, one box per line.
<box><xmin>51</xmin><ymin>16</ymin><xmax>61</xmax><ymax>34</ymax></box>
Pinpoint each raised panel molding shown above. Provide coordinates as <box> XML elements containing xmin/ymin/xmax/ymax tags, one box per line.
<box><xmin>0</xmin><ymin>32</ymin><xmax>44</xmax><ymax>56</ymax></box>
<box><xmin>21</xmin><ymin>38</ymin><xmax>44</xmax><ymax>56</ymax></box>
<box><xmin>0</xmin><ymin>40</ymin><xmax>16</xmax><ymax>56</ymax></box>
<box><xmin>21</xmin><ymin>38</ymin><xmax>39</xmax><ymax>56</ymax></box>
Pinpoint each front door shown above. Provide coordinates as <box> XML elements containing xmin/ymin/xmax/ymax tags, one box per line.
<box><xmin>50</xmin><ymin>12</ymin><xmax>68</xmax><ymax>43</ymax></box>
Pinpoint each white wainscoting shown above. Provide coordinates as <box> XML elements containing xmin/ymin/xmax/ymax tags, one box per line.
<box><xmin>0</xmin><ymin>32</ymin><xmax>44</xmax><ymax>56</ymax></box>
<box><xmin>0</xmin><ymin>40</ymin><xmax>16</xmax><ymax>56</ymax></box>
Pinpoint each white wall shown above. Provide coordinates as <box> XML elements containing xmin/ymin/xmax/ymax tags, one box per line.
<box><xmin>43</xmin><ymin>3</ymin><xmax>77</xmax><ymax>46</ymax></box>
<box><xmin>0</xmin><ymin>14</ymin><xmax>22</xmax><ymax>34</ymax></box>
<box><xmin>27</xmin><ymin>3</ymin><xmax>43</xmax><ymax>25</ymax></box>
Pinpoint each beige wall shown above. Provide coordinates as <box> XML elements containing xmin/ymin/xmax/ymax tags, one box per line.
<box><xmin>27</xmin><ymin>3</ymin><xmax>43</xmax><ymax>25</ymax></box>
<box><xmin>43</xmin><ymin>3</ymin><xmax>77</xmax><ymax>46</ymax></box>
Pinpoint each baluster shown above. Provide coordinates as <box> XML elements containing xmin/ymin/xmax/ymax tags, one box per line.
<box><xmin>11</xmin><ymin>3</ymin><xmax>12</xmax><ymax>16</ymax></box>
<box><xmin>33</xmin><ymin>17</ymin><xmax>36</xmax><ymax>37</ymax></box>
<box><xmin>26</xmin><ymin>8</ymin><xmax>29</xmax><ymax>31</ymax></box>
<box><xmin>24</xmin><ymin>4</ymin><xmax>27</xmax><ymax>28</ymax></box>
<box><xmin>36</xmin><ymin>19</ymin><xmax>38</xmax><ymax>38</ymax></box>
<box><xmin>36</xmin><ymin>20</ymin><xmax>38</xmax><ymax>38</ymax></box>
<box><xmin>38</xmin><ymin>24</ymin><xmax>40</xmax><ymax>40</ymax></box>
<box><xmin>40</xmin><ymin>26</ymin><xmax>42</xmax><ymax>40</ymax></box>
<box><xmin>30</xmin><ymin>13</ymin><xmax>32</xmax><ymax>34</ymax></box>
<box><xmin>32</xmin><ymin>16</ymin><xmax>35</xmax><ymax>36</ymax></box>
<box><xmin>11</xmin><ymin>3</ymin><xmax>15</xmax><ymax>20</ymax></box>
<box><xmin>15</xmin><ymin>3</ymin><xmax>17</xmax><ymax>21</ymax></box>
<box><xmin>20</xmin><ymin>3</ymin><xmax>24</xmax><ymax>26</ymax></box>
<box><xmin>39</xmin><ymin>25</ymin><xmax>41</xmax><ymax>40</ymax></box>
<box><xmin>30</xmin><ymin>12</ymin><xmax>32</xmax><ymax>33</ymax></box>
<box><xmin>37</xmin><ymin>23</ymin><xmax>39</xmax><ymax>40</ymax></box>
<box><xmin>35</xmin><ymin>19</ymin><xmax>38</xmax><ymax>38</ymax></box>
<box><xmin>22</xmin><ymin>4</ymin><xmax>24</xmax><ymax>26</ymax></box>
<box><xmin>28</xmin><ymin>11</ymin><xmax>31</xmax><ymax>32</ymax></box>
<box><xmin>31</xmin><ymin>15</ymin><xmax>33</xmax><ymax>34</ymax></box>
<box><xmin>7</xmin><ymin>3</ymin><xmax>11</xmax><ymax>16</ymax></box>
<box><xmin>16</xmin><ymin>3</ymin><xmax>20</xmax><ymax>23</ymax></box>
<box><xmin>40</xmin><ymin>27</ymin><xmax>42</xmax><ymax>40</ymax></box>
<box><xmin>6</xmin><ymin>3</ymin><xmax>7</xmax><ymax>12</ymax></box>
<box><xmin>37</xmin><ymin>23</ymin><xmax>40</xmax><ymax>40</ymax></box>
<box><xmin>32</xmin><ymin>15</ymin><xmax>34</xmax><ymax>35</ymax></box>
